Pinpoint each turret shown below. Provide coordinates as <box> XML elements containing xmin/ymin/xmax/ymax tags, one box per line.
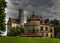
<box><xmin>18</xmin><ymin>9</ymin><xmax>24</xmax><ymax>25</ymax></box>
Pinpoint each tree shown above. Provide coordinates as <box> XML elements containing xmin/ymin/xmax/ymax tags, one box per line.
<box><xmin>50</xmin><ymin>19</ymin><xmax>59</xmax><ymax>25</ymax></box>
<box><xmin>8</xmin><ymin>26</ymin><xmax>24</xmax><ymax>36</ymax></box>
<box><xmin>50</xmin><ymin>19</ymin><xmax>60</xmax><ymax>38</ymax></box>
<box><xmin>45</xmin><ymin>19</ymin><xmax>49</xmax><ymax>24</ymax></box>
<box><xmin>54</xmin><ymin>24</ymin><xmax>60</xmax><ymax>38</ymax></box>
<box><xmin>0</xmin><ymin>0</ymin><xmax>7</xmax><ymax>34</ymax></box>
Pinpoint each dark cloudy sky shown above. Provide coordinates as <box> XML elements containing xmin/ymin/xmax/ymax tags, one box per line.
<box><xmin>5</xmin><ymin>0</ymin><xmax>60</xmax><ymax>23</ymax></box>
<box><xmin>4</xmin><ymin>0</ymin><xmax>60</xmax><ymax>36</ymax></box>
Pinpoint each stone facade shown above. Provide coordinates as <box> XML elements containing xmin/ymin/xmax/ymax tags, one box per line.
<box><xmin>7</xmin><ymin>9</ymin><xmax>24</xmax><ymax>34</ymax></box>
<box><xmin>24</xmin><ymin>14</ymin><xmax>54</xmax><ymax>37</ymax></box>
<box><xmin>7</xmin><ymin>9</ymin><xmax>54</xmax><ymax>37</ymax></box>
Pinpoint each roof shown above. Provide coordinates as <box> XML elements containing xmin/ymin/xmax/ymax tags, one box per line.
<box><xmin>9</xmin><ymin>17</ymin><xmax>19</xmax><ymax>24</ymax></box>
<box><xmin>27</xmin><ymin>14</ymin><xmax>40</xmax><ymax>21</ymax></box>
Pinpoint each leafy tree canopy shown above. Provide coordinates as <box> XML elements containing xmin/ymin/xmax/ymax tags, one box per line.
<box><xmin>8</xmin><ymin>26</ymin><xmax>24</xmax><ymax>36</ymax></box>
<box><xmin>0</xmin><ymin>0</ymin><xmax>7</xmax><ymax>32</ymax></box>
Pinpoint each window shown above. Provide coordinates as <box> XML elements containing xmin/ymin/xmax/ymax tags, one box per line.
<box><xmin>46</xmin><ymin>33</ymin><xmax>48</xmax><ymax>37</ymax></box>
<box><xmin>50</xmin><ymin>29</ymin><xmax>53</xmax><ymax>32</ymax></box>
<box><xmin>45</xmin><ymin>27</ymin><xmax>48</xmax><ymax>31</ymax></box>
<box><xmin>51</xmin><ymin>34</ymin><xmax>52</xmax><ymax>37</ymax></box>
<box><xmin>40</xmin><ymin>27</ymin><xmax>43</xmax><ymax>31</ymax></box>
<box><xmin>37</xmin><ymin>29</ymin><xmax>38</xmax><ymax>32</ymax></box>
<box><xmin>31</xmin><ymin>29</ymin><xmax>35</xmax><ymax>33</ymax></box>
<box><xmin>32</xmin><ymin>29</ymin><xmax>35</xmax><ymax>32</ymax></box>
<box><xmin>40</xmin><ymin>21</ymin><xmax>43</xmax><ymax>24</ymax></box>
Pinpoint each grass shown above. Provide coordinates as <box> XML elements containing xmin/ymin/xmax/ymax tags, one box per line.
<box><xmin>0</xmin><ymin>36</ymin><xmax>60</xmax><ymax>43</ymax></box>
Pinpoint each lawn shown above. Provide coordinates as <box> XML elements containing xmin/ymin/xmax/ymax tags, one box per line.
<box><xmin>0</xmin><ymin>36</ymin><xmax>60</xmax><ymax>43</ymax></box>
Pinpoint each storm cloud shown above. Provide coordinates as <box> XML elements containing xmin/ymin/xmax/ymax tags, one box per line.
<box><xmin>5</xmin><ymin>0</ymin><xmax>60</xmax><ymax>23</ymax></box>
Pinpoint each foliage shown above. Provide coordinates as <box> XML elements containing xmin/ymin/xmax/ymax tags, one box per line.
<box><xmin>8</xmin><ymin>26</ymin><xmax>24</xmax><ymax>36</ymax></box>
<box><xmin>0</xmin><ymin>0</ymin><xmax>7</xmax><ymax>33</ymax></box>
<box><xmin>50</xmin><ymin>19</ymin><xmax>60</xmax><ymax>38</ymax></box>
<box><xmin>54</xmin><ymin>24</ymin><xmax>60</xmax><ymax>38</ymax></box>
<box><xmin>50</xmin><ymin>19</ymin><xmax>59</xmax><ymax>25</ymax></box>
<box><xmin>45</xmin><ymin>19</ymin><xmax>49</xmax><ymax>23</ymax></box>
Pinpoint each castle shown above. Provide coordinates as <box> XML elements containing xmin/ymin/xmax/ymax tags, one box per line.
<box><xmin>7</xmin><ymin>9</ymin><xmax>54</xmax><ymax>38</ymax></box>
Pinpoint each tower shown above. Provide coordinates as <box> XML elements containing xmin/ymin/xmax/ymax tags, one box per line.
<box><xmin>18</xmin><ymin>9</ymin><xmax>24</xmax><ymax>26</ymax></box>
